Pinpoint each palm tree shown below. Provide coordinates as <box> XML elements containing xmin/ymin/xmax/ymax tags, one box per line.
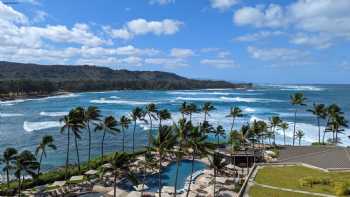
<box><xmin>209</xmin><ymin>152</ymin><xmax>226</xmax><ymax>197</ymax></box>
<box><xmin>95</xmin><ymin>116</ymin><xmax>120</xmax><ymax>161</ymax></box>
<box><xmin>280</xmin><ymin>122</ymin><xmax>289</xmax><ymax>145</ymax></box>
<box><xmin>139</xmin><ymin>151</ymin><xmax>158</xmax><ymax>196</ymax></box>
<box><xmin>60</xmin><ymin>109</ymin><xmax>76</xmax><ymax>179</ymax></box>
<box><xmin>226</xmin><ymin>107</ymin><xmax>243</xmax><ymax>131</ymax></box>
<box><xmin>70</xmin><ymin>107</ymin><xmax>85</xmax><ymax>172</ymax></box>
<box><xmin>180</xmin><ymin>102</ymin><xmax>189</xmax><ymax>119</ymax></box>
<box><xmin>307</xmin><ymin>103</ymin><xmax>327</xmax><ymax>144</ymax></box>
<box><xmin>119</xmin><ymin>115</ymin><xmax>131</xmax><ymax>152</ymax></box>
<box><xmin>296</xmin><ymin>129</ymin><xmax>305</xmax><ymax>146</ymax></box>
<box><xmin>187</xmin><ymin>103</ymin><xmax>198</xmax><ymax>122</ymax></box>
<box><xmin>145</xmin><ymin>103</ymin><xmax>158</xmax><ymax>147</ymax></box>
<box><xmin>326</xmin><ymin>114</ymin><xmax>348</xmax><ymax>144</ymax></box>
<box><xmin>84</xmin><ymin>106</ymin><xmax>101</xmax><ymax>168</ymax></box>
<box><xmin>186</xmin><ymin>126</ymin><xmax>212</xmax><ymax>197</ymax></box>
<box><xmin>35</xmin><ymin>135</ymin><xmax>56</xmax><ymax>174</ymax></box>
<box><xmin>130</xmin><ymin>107</ymin><xmax>145</xmax><ymax>153</ymax></box>
<box><xmin>0</xmin><ymin>147</ymin><xmax>18</xmax><ymax>189</ymax></box>
<box><xmin>157</xmin><ymin>109</ymin><xmax>171</xmax><ymax>128</ymax></box>
<box><xmin>152</xmin><ymin>125</ymin><xmax>176</xmax><ymax>197</ymax></box>
<box><xmin>202</xmin><ymin>102</ymin><xmax>216</xmax><ymax>122</ymax></box>
<box><xmin>214</xmin><ymin>125</ymin><xmax>225</xmax><ymax>146</ymax></box>
<box><xmin>290</xmin><ymin>93</ymin><xmax>307</xmax><ymax>146</ymax></box>
<box><xmin>229</xmin><ymin>130</ymin><xmax>241</xmax><ymax>171</ymax></box>
<box><xmin>15</xmin><ymin>150</ymin><xmax>39</xmax><ymax>197</ymax></box>
<box><xmin>270</xmin><ymin>116</ymin><xmax>282</xmax><ymax>145</ymax></box>
<box><xmin>110</xmin><ymin>152</ymin><xmax>134</xmax><ymax>197</ymax></box>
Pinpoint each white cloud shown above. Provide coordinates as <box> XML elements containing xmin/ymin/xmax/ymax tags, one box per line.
<box><xmin>0</xmin><ymin>1</ymin><xmax>27</xmax><ymax>23</ymax></box>
<box><xmin>234</xmin><ymin>31</ymin><xmax>285</xmax><ymax>42</ymax></box>
<box><xmin>107</xmin><ymin>18</ymin><xmax>183</xmax><ymax>40</ymax></box>
<box><xmin>170</xmin><ymin>48</ymin><xmax>194</xmax><ymax>58</ymax></box>
<box><xmin>145</xmin><ymin>58</ymin><xmax>188</xmax><ymax>68</ymax></box>
<box><xmin>149</xmin><ymin>0</ymin><xmax>175</xmax><ymax>5</ymax></box>
<box><xmin>217</xmin><ymin>51</ymin><xmax>230</xmax><ymax>58</ymax></box>
<box><xmin>201</xmin><ymin>58</ymin><xmax>238</xmax><ymax>68</ymax></box>
<box><xmin>32</xmin><ymin>10</ymin><xmax>48</xmax><ymax>23</ymax></box>
<box><xmin>289</xmin><ymin>33</ymin><xmax>332</xmax><ymax>49</ymax></box>
<box><xmin>247</xmin><ymin>46</ymin><xmax>309</xmax><ymax>62</ymax></box>
<box><xmin>210</xmin><ymin>0</ymin><xmax>238</xmax><ymax>10</ymax></box>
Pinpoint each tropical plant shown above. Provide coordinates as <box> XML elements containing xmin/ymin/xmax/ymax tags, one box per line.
<box><xmin>139</xmin><ymin>151</ymin><xmax>158</xmax><ymax>196</ymax></box>
<box><xmin>0</xmin><ymin>147</ymin><xmax>18</xmax><ymax>189</ymax></box>
<box><xmin>202</xmin><ymin>102</ymin><xmax>215</xmax><ymax>122</ymax></box>
<box><xmin>290</xmin><ymin>93</ymin><xmax>307</xmax><ymax>146</ymax></box>
<box><xmin>307</xmin><ymin>103</ymin><xmax>327</xmax><ymax>144</ymax></box>
<box><xmin>15</xmin><ymin>150</ymin><xmax>39</xmax><ymax>197</ymax></box>
<box><xmin>145</xmin><ymin>103</ymin><xmax>158</xmax><ymax>147</ymax></box>
<box><xmin>180</xmin><ymin>102</ymin><xmax>189</xmax><ymax>119</ymax></box>
<box><xmin>35</xmin><ymin>135</ymin><xmax>56</xmax><ymax>175</ymax></box>
<box><xmin>209</xmin><ymin>152</ymin><xmax>226</xmax><ymax>197</ymax></box>
<box><xmin>187</xmin><ymin>103</ymin><xmax>198</xmax><ymax>122</ymax></box>
<box><xmin>270</xmin><ymin>116</ymin><xmax>282</xmax><ymax>145</ymax></box>
<box><xmin>185</xmin><ymin>126</ymin><xmax>213</xmax><ymax>197</ymax></box>
<box><xmin>280</xmin><ymin>122</ymin><xmax>289</xmax><ymax>145</ymax></box>
<box><xmin>70</xmin><ymin>107</ymin><xmax>85</xmax><ymax>172</ymax></box>
<box><xmin>226</xmin><ymin>106</ymin><xmax>243</xmax><ymax>131</ymax></box>
<box><xmin>326</xmin><ymin>113</ymin><xmax>348</xmax><ymax>144</ymax></box>
<box><xmin>229</xmin><ymin>130</ymin><xmax>241</xmax><ymax>171</ymax></box>
<box><xmin>130</xmin><ymin>107</ymin><xmax>145</xmax><ymax>153</ymax></box>
<box><xmin>95</xmin><ymin>116</ymin><xmax>120</xmax><ymax>161</ymax></box>
<box><xmin>119</xmin><ymin>115</ymin><xmax>131</xmax><ymax>152</ymax></box>
<box><xmin>296</xmin><ymin>129</ymin><xmax>305</xmax><ymax>146</ymax></box>
<box><xmin>110</xmin><ymin>152</ymin><xmax>134</xmax><ymax>197</ymax></box>
<box><xmin>214</xmin><ymin>125</ymin><xmax>225</xmax><ymax>146</ymax></box>
<box><xmin>157</xmin><ymin>109</ymin><xmax>171</xmax><ymax>128</ymax></box>
<box><xmin>84</xmin><ymin>106</ymin><xmax>101</xmax><ymax>168</ymax></box>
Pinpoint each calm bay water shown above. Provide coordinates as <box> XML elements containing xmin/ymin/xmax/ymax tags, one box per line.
<box><xmin>0</xmin><ymin>84</ymin><xmax>350</xmax><ymax>177</ymax></box>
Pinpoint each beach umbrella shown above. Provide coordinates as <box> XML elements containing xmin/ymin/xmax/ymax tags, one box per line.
<box><xmin>102</xmin><ymin>163</ymin><xmax>112</xmax><ymax>169</ymax></box>
<box><xmin>70</xmin><ymin>175</ymin><xmax>84</xmax><ymax>182</ymax></box>
<box><xmin>50</xmin><ymin>181</ymin><xmax>66</xmax><ymax>187</ymax></box>
<box><xmin>84</xmin><ymin>169</ymin><xmax>98</xmax><ymax>175</ymax></box>
<box><xmin>133</xmin><ymin>184</ymin><xmax>149</xmax><ymax>191</ymax></box>
<box><xmin>162</xmin><ymin>186</ymin><xmax>175</xmax><ymax>194</ymax></box>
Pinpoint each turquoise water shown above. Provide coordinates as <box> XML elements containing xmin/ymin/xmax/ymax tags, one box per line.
<box><xmin>144</xmin><ymin>160</ymin><xmax>207</xmax><ymax>192</ymax></box>
<box><xmin>0</xmin><ymin>84</ymin><xmax>350</xmax><ymax>178</ymax></box>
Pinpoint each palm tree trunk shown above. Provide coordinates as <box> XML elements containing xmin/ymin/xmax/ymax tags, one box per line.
<box><xmin>113</xmin><ymin>174</ymin><xmax>117</xmax><ymax>197</ymax></box>
<box><xmin>37</xmin><ymin>151</ymin><xmax>44</xmax><ymax>174</ymax></box>
<box><xmin>87</xmin><ymin>122</ymin><xmax>92</xmax><ymax>169</ymax></box>
<box><xmin>299</xmin><ymin>138</ymin><xmax>301</xmax><ymax>146</ymax></box>
<box><xmin>186</xmin><ymin>152</ymin><xmax>195</xmax><ymax>197</ymax></box>
<box><xmin>148</xmin><ymin>115</ymin><xmax>153</xmax><ymax>148</ymax></box>
<box><xmin>122</xmin><ymin>128</ymin><xmax>125</xmax><ymax>152</ymax></box>
<box><xmin>317</xmin><ymin>117</ymin><xmax>321</xmax><ymax>144</ymax></box>
<box><xmin>323</xmin><ymin>118</ymin><xmax>330</xmax><ymax>144</ymax></box>
<box><xmin>18</xmin><ymin>175</ymin><xmax>21</xmax><ymax>197</ymax></box>
<box><xmin>273</xmin><ymin>126</ymin><xmax>276</xmax><ymax>145</ymax></box>
<box><xmin>101</xmin><ymin>131</ymin><xmax>106</xmax><ymax>161</ymax></box>
<box><xmin>141</xmin><ymin>166</ymin><xmax>146</xmax><ymax>197</ymax></box>
<box><xmin>213</xmin><ymin>168</ymin><xmax>217</xmax><ymax>197</ymax></box>
<box><xmin>204</xmin><ymin>112</ymin><xmax>207</xmax><ymax>122</ymax></box>
<box><xmin>158</xmin><ymin>152</ymin><xmax>162</xmax><ymax>197</ymax></box>
<box><xmin>189</xmin><ymin>113</ymin><xmax>192</xmax><ymax>122</ymax></box>
<box><xmin>293</xmin><ymin>109</ymin><xmax>297</xmax><ymax>146</ymax></box>
<box><xmin>74</xmin><ymin>135</ymin><xmax>81</xmax><ymax>172</ymax></box>
<box><xmin>133</xmin><ymin>121</ymin><xmax>136</xmax><ymax>153</ymax></box>
<box><xmin>230</xmin><ymin>118</ymin><xmax>235</xmax><ymax>131</ymax></box>
<box><xmin>174</xmin><ymin>158</ymin><xmax>180</xmax><ymax>197</ymax></box>
<box><xmin>217</xmin><ymin>135</ymin><xmax>220</xmax><ymax>146</ymax></box>
<box><xmin>65</xmin><ymin>127</ymin><xmax>70</xmax><ymax>179</ymax></box>
<box><xmin>283</xmin><ymin>129</ymin><xmax>286</xmax><ymax>145</ymax></box>
<box><xmin>6</xmin><ymin>167</ymin><xmax>9</xmax><ymax>189</ymax></box>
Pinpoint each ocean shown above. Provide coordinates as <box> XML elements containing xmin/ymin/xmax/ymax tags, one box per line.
<box><xmin>0</xmin><ymin>84</ymin><xmax>350</xmax><ymax>175</ymax></box>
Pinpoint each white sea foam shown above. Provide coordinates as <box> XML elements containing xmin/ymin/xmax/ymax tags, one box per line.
<box><xmin>268</xmin><ymin>85</ymin><xmax>324</xmax><ymax>91</ymax></box>
<box><xmin>168</xmin><ymin>91</ymin><xmax>231</xmax><ymax>95</ymax></box>
<box><xmin>175</xmin><ymin>96</ymin><xmax>282</xmax><ymax>103</ymax></box>
<box><xmin>0</xmin><ymin>112</ymin><xmax>24</xmax><ymax>117</ymax></box>
<box><xmin>40</xmin><ymin>111</ymin><xmax>68</xmax><ymax>117</ymax></box>
<box><xmin>23</xmin><ymin>121</ymin><xmax>63</xmax><ymax>132</ymax></box>
<box><xmin>0</xmin><ymin>93</ymin><xmax>79</xmax><ymax>106</ymax></box>
<box><xmin>90</xmin><ymin>98</ymin><xmax>151</xmax><ymax>105</ymax></box>
<box><xmin>243</xmin><ymin>107</ymin><xmax>256</xmax><ymax>113</ymax></box>
<box><xmin>110</xmin><ymin>96</ymin><xmax>120</xmax><ymax>99</ymax></box>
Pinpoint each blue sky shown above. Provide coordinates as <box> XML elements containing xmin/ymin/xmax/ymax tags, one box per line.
<box><xmin>1</xmin><ymin>0</ymin><xmax>350</xmax><ymax>84</ymax></box>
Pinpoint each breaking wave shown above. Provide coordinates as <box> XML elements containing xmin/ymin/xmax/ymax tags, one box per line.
<box><xmin>23</xmin><ymin>121</ymin><xmax>63</xmax><ymax>132</ymax></box>
<box><xmin>40</xmin><ymin>111</ymin><xmax>68</xmax><ymax>117</ymax></box>
<box><xmin>90</xmin><ymin>98</ymin><xmax>151</xmax><ymax>105</ymax></box>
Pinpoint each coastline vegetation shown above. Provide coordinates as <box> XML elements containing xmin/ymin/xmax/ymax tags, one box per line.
<box><xmin>0</xmin><ymin>92</ymin><xmax>349</xmax><ymax>196</ymax></box>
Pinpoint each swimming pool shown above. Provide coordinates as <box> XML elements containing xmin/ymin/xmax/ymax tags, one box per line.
<box><xmin>144</xmin><ymin>160</ymin><xmax>208</xmax><ymax>192</ymax></box>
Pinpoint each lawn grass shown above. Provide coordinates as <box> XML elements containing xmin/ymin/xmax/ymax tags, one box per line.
<box><xmin>248</xmin><ymin>185</ymin><xmax>318</xmax><ymax>197</ymax></box>
<box><xmin>254</xmin><ymin>165</ymin><xmax>350</xmax><ymax>195</ymax></box>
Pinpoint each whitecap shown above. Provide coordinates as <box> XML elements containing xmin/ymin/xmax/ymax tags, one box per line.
<box><xmin>168</xmin><ymin>91</ymin><xmax>231</xmax><ymax>96</ymax></box>
<box><xmin>220</xmin><ymin>96</ymin><xmax>282</xmax><ymax>103</ymax></box>
<box><xmin>243</xmin><ymin>107</ymin><xmax>256</xmax><ymax>113</ymax></box>
<box><xmin>0</xmin><ymin>112</ymin><xmax>24</xmax><ymax>117</ymax></box>
<box><xmin>0</xmin><ymin>93</ymin><xmax>79</xmax><ymax>106</ymax></box>
<box><xmin>90</xmin><ymin>98</ymin><xmax>151</xmax><ymax>105</ymax></box>
<box><xmin>268</xmin><ymin>85</ymin><xmax>324</xmax><ymax>91</ymax></box>
<box><xmin>40</xmin><ymin>112</ymin><xmax>68</xmax><ymax>117</ymax></box>
<box><xmin>23</xmin><ymin>121</ymin><xmax>63</xmax><ymax>132</ymax></box>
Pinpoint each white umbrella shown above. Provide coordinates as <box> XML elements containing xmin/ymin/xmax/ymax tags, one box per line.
<box><xmin>50</xmin><ymin>181</ymin><xmax>66</xmax><ymax>187</ymax></box>
<box><xmin>85</xmin><ymin>170</ymin><xmax>98</xmax><ymax>175</ymax></box>
<box><xmin>162</xmin><ymin>186</ymin><xmax>175</xmax><ymax>194</ymax></box>
<box><xmin>133</xmin><ymin>184</ymin><xmax>149</xmax><ymax>191</ymax></box>
<box><xmin>226</xmin><ymin>164</ymin><xmax>236</xmax><ymax>169</ymax></box>
<box><xmin>102</xmin><ymin>163</ymin><xmax>112</xmax><ymax>168</ymax></box>
<box><xmin>70</xmin><ymin>175</ymin><xmax>84</xmax><ymax>182</ymax></box>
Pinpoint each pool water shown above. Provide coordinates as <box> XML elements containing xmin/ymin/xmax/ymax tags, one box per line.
<box><xmin>144</xmin><ymin>160</ymin><xmax>208</xmax><ymax>192</ymax></box>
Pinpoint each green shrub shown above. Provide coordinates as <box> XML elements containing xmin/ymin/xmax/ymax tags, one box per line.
<box><xmin>299</xmin><ymin>176</ymin><xmax>314</xmax><ymax>187</ymax></box>
<box><xmin>298</xmin><ymin>176</ymin><xmax>331</xmax><ymax>188</ymax></box>
<box><xmin>334</xmin><ymin>182</ymin><xmax>348</xmax><ymax>196</ymax></box>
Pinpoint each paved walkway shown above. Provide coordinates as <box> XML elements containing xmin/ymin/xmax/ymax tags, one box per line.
<box><xmin>251</xmin><ymin>181</ymin><xmax>336</xmax><ymax>197</ymax></box>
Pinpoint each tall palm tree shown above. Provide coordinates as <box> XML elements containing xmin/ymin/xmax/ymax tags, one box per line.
<box><xmin>214</xmin><ymin>125</ymin><xmax>225</xmax><ymax>146</ymax></box>
<box><xmin>15</xmin><ymin>150</ymin><xmax>39</xmax><ymax>197</ymax></box>
<box><xmin>296</xmin><ymin>129</ymin><xmax>305</xmax><ymax>146</ymax></box>
<box><xmin>202</xmin><ymin>102</ymin><xmax>216</xmax><ymax>122</ymax></box>
<box><xmin>270</xmin><ymin>116</ymin><xmax>282</xmax><ymax>145</ymax></box>
<box><xmin>307</xmin><ymin>103</ymin><xmax>327</xmax><ymax>144</ymax></box>
<box><xmin>70</xmin><ymin>107</ymin><xmax>85</xmax><ymax>172</ymax></box>
<box><xmin>95</xmin><ymin>116</ymin><xmax>120</xmax><ymax>161</ymax></box>
<box><xmin>35</xmin><ymin>135</ymin><xmax>56</xmax><ymax>174</ymax></box>
<box><xmin>209</xmin><ymin>152</ymin><xmax>226</xmax><ymax>197</ymax></box>
<box><xmin>186</xmin><ymin>126</ymin><xmax>212</xmax><ymax>197</ymax></box>
<box><xmin>326</xmin><ymin>114</ymin><xmax>348</xmax><ymax>144</ymax></box>
<box><xmin>145</xmin><ymin>103</ymin><xmax>158</xmax><ymax>147</ymax></box>
<box><xmin>226</xmin><ymin>107</ymin><xmax>243</xmax><ymax>131</ymax></box>
<box><xmin>229</xmin><ymin>130</ymin><xmax>241</xmax><ymax>171</ymax></box>
<box><xmin>130</xmin><ymin>107</ymin><xmax>145</xmax><ymax>153</ymax></box>
<box><xmin>187</xmin><ymin>103</ymin><xmax>198</xmax><ymax>122</ymax></box>
<box><xmin>290</xmin><ymin>93</ymin><xmax>307</xmax><ymax>146</ymax></box>
<box><xmin>152</xmin><ymin>125</ymin><xmax>176</xmax><ymax>197</ymax></box>
<box><xmin>0</xmin><ymin>147</ymin><xmax>17</xmax><ymax>189</ymax></box>
<box><xmin>84</xmin><ymin>106</ymin><xmax>101</xmax><ymax>168</ymax></box>
<box><xmin>119</xmin><ymin>115</ymin><xmax>131</xmax><ymax>152</ymax></box>
<box><xmin>280</xmin><ymin>122</ymin><xmax>289</xmax><ymax>145</ymax></box>
<box><xmin>139</xmin><ymin>150</ymin><xmax>157</xmax><ymax>196</ymax></box>
<box><xmin>110</xmin><ymin>152</ymin><xmax>133</xmax><ymax>197</ymax></box>
<box><xmin>180</xmin><ymin>102</ymin><xmax>189</xmax><ymax>119</ymax></box>
<box><xmin>157</xmin><ymin>109</ymin><xmax>171</xmax><ymax>128</ymax></box>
